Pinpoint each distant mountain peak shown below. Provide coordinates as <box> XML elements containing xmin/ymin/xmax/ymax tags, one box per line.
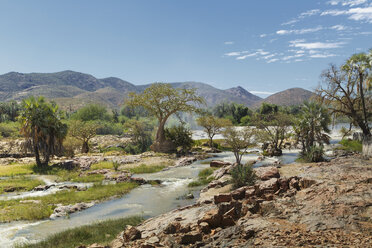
<box><xmin>225</xmin><ymin>86</ymin><xmax>262</xmax><ymax>103</ymax></box>
<box><xmin>255</xmin><ymin>87</ymin><xmax>314</xmax><ymax>107</ymax></box>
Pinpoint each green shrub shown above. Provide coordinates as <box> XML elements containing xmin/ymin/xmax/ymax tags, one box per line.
<box><xmin>123</xmin><ymin>143</ymin><xmax>142</xmax><ymax>155</ymax></box>
<box><xmin>298</xmin><ymin>145</ymin><xmax>325</xmax><ymax>162</ymax></box>
<box><xmin>188</xmin><ymin>168</ymin><xmax>215</xmax><ymax>187</ymax></box>
<box><xmin>165</xmin><ymin>125</ymin><xmax>194</xmax><ymax>154</ymax></box>
<box><xmin>338</xmin><ymin>139</ymin><xmax>362</xmax><ymax>152</ymax></box>
<box><xmin>63</xmin><ymin>136</ymin><xmax>82</xmax><ymax>157</ymax></box>
<box><xmin>230</xmin><ymin>163</ymin><xmax>256</xmax><ymax>189</ymax></box>
<box><xmin>129</xmin><ymin>164</ymin><xmax>166</xmax><ymax>174</ymax></box>
<box><xmin>0</xmin><ymin>122</ymin><xmax>20</xmax><ymax>138</ymax></box>
<box><xmin>95</xmin><ymin>121</ymin><xmax>124</xmax><ymax>135</ymax></box>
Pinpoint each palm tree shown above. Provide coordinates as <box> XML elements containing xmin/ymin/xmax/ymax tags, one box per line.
<box><xmin>293</xmin><ymin>102</ymin><xmax>331</xmax><ymax>162</ymax></box>
<box><xmin>19</xmin><ymin>96</ymin><xmax>67</xmax><ymax>167</ymax></box>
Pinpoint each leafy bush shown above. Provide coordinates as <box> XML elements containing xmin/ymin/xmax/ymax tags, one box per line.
<box><xmin>123</xmin><ymin>143</ymin><xmax>142</xmax><ymax>155</ymax></box>
<box><xmin>338</xmin><ymin>139</ymin><xmax>362</xmax><ymax>152</ymax></box>
<box><xmin>188</xmin><ymin>168</ymin><xmax>216</xmax><ymax>187</ymax></box>
<box><xmin>63</xmin><ymin>136</ymin><xmax>82</xmax><ymax>157</ymax></box>
<box><xmin>71</xmin><ymin>104</ymin><xmax>112</xmax><ymax>122</ymax></box>
<box><xmin>165</xmin><ymin>125</ymin><xmax>194</xmax><ymax>154</ymax></box>
<box><xmin>0</xmin><ymin>122</ymin><xmax>20</xmax><ymax>138</ymax></box>
<box><xmin>95</xmin><ymin>121</ymin><xmax>124</xmax><ymax>135</ymax></box>
<box><xmin>230</xmin><ymin>163</ymin><xmax>256</xmax><ymax>189</ymax></box>
<box><xmin>298</xmin><ymin>145</ymin><xmax>325</xmax><ymax>162</ymax></box>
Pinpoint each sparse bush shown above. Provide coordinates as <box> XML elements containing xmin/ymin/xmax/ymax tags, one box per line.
<box><xmin>230</xmin><ymin>163</ymin><xmax>256</xmax><ymax>189</ymax></box>
<box><xmin>63</xmin><ymin>136</ymin><xmax>82</xmax><ymax>157</ymax></box>
<box><xmin>123</xmin><ymin>143</ymin><xmax>142</xmax><ymax>155</ymax></box>
<box><xmin>112</xmin><ymin>161</ymin><xmax>120</xmax><ymax>171</ymax></box>
<box><xmin>299</xmin><ymin>145</ymin><xmax>325</xmax><ymax>163</ymax></box>
<box><xmin>338</xmin><ymin>139</ymin><xmax>362</xmax><ymax>152</ymax></box>
<box><xmin>0</xmin><ymin>122</ymin><xmax>20</xmax><ymax>138</ymax></box>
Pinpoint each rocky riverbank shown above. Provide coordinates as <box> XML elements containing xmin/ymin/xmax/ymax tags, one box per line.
<box><xmin>99</xmin><ymin>154</ymin><xmax>372</xmax><ymax>248</ymax></box>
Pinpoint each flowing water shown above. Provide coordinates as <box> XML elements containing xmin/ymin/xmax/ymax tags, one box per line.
<box><xmin>0</xmin><ymin>125</ymin><xmax>349</xmax><ymax>247</ymax></box>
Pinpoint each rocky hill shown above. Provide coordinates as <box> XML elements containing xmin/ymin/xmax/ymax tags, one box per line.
<box><xmin>255</xmin><ymin>87</ymin><xmax>315</xmax><ymax>107</ymax></box>
<box><xmin>0</xmin><ymin>71</ymin><xmax>262</xmax><ymax>110</ymax></box>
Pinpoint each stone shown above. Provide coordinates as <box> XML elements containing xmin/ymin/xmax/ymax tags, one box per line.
<box><xmin>130</xmin><ymin>177</ymin><xmax>147</xmax><ymax>184</ymax></box>
<box><xmin>175</xmin><ymin>156</ymin><xmax>197</xmax><ymax>167</ymax></box>
<box><xmin>245</xmin><ymin>186</ymin><xmax>256</xmax><ymax>198</ymax></box>
<box><xmin>299</xmin><ymin>178</ymin><xmax>317</xmax><ymax>189</ymax></box>
<box><xmin>199</xmin><ymin>209</ymin><xmax>222</xmax><ymax>228</ymax></box>
<box><xmin>33</xmin><ymin>184</ymin><xmax>53</xmax><ymax>191</ymax></box>
<box><xmin>147</xmin><ymin>236</ymin><xmax>159</xmax><ymax>244</ymax></box>
<box><xmin>254</xmin><ymin>166</ymin><xmax>280</xmax><ymax>181</ymax></box>
<box><xmin>231</xmin><ymin>187</ymin><xmax>246</xmax><ymax>200</ymax></box>
<box><xmin>179</xmin><ymin>231</ymin><xmax>202</xmax><ymax>245</ymax></box>
<box><xmin>210</xmin><ymin>160</ymin><xmax>232</xmax><ymax>168</ymax></box>
<box><xmin>259</xmin><ymin>178</ymin><xmax>279</xmax><ymax>193</ymax></box>
<box><xmin>199</xmin><ymin>222</ymin><xmax>210</xmax><ymax>234</ymax></box>
<box><xmin>123</xmin><ymin>225</ymin><xmax>141</xmax><ymax>241</ymax></box>
<box><xmin>164</xmin><ymin>221</ymin><xmax>181</xmax><ymax>234</ymax></box>
<box><xmin>214</xmin><ymin>193</ymin><xmax>232</xmax><ymax>204</ymax></box>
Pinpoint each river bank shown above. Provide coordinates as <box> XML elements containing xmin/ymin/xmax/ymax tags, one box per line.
<box><xmin>110</xmin><ymin>154</ymin><xmax>372</xmax><ymax>247</ymax></box>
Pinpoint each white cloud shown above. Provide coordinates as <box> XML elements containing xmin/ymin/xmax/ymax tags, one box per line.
<box><xmin>327</xmin><ymin>0</ymin><xmax>368</xmax><ymax>7</ymax></box>
<box><xmin>260</xmin><ymin>34</ymin><xmax>267</xmax><ymax>38</ymax></box>
<box><xmin>276</xmin><ymin>26</ymin><xmax>323</xmax><ymax>35</ymax></box>
<box><xmin>289</xmin><ymin>40</ymin><xmax>345</xmax><ymax>49</ymax></box>
<box><xmin>331</xmin><ymin>24</ymin><xmax>347</xmax><ymax>30</ymax></box>
<box><xmin>224</xmin><ymin>41</ymin><xmax>234</xmax><ymax>45</ymax></box>
<box><xmin>267</xmin><ymin>58</ymin><xmax>279</xmax><ymax>63</ymax></box>
<box><xmin>309</xmin><ymin>53</ymin><xmax>337</xmax><ymax>58</ymax></box>
<box><xmin>282</xmin><ymin>9</ymin><xmax>320</xmax><ymax>25</ymax></box>
<box><xmin>224</xmin><ymin>52</ymin><xmax>240</xmax><ymax>56</ymax></box>
<box><xmin>322</xmin><ymin>6</ymin><xmax>372</xmax><ymax>23</ymax></box>
<box><xmin>250</xmin><ymin>91</ymin><xmax>275</xmax><ymax>95</ymax></box>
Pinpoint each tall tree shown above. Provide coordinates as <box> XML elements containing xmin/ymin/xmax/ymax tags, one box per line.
<box><xmin>126</xmin><ymin>83</ymin><xmax>204</xmax><ymax>153</ymax></box>
<box><xmin>196</xmin><ymin>115</ymin><xmax>232</xmax><ymax>148</ymax></box>
<box><xmin>318</xmin><ymin>51</ymin><xmax>371</xmax><ymax>136</ymax></box>
<box><xmin>19</xmin><ymin>96</ymin><xmax>67</xmax><ymax>167</ymax></box>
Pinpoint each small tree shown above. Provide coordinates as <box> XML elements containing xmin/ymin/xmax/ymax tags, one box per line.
<box><xmin>318</xmin><ymin>51</ymin><xmax>371</xmax><ymax>137</ymax></box>
<box><xmin>124</xmin><ymin>119</ymin><xmax>153</xmax><ymax>153</ymax></box>
<box><xmin>72</xmin><ymin>104</ymin><xmax>112</xmax><ymax>122</ymax></box>
<box><xmin>68</xmin><ymin>120</ymin><xmax>99</xmax><ymax>153</ymax></box>
<box><xmin>252</xmin><ymin>112</ymin><xmax>292</xmax><ymax>156</ymax></box>
<box><xmin>196</xmin><ymin>115</ymin><xmax>232</xmax><ymax>148</ymax></box>
<box><xmin>223</xmin><ymin>127</ymin><xmax>255</xmax><ymax>165</ymax></box>
<box><xmin>19</xmin><ymin>96</ymin><xmax>67</xmax><ymax>167</ymax></box>
<box><xmin>231</xmin><ymin>163</ymin><xmax>256</xmax><ymax>189</ymax></box>
<box><xmin>126</xmin><ymin>83</ymin><xmax>204</xmax><ymax>153</ymax></box>
<box><xmin>293</xmin><ymin>102</ymin><xmax>331</xmax><ymax>162</ymax></box>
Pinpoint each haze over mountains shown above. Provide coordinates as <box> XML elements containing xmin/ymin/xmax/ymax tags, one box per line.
<box><xmin>0</xmin><ymin>70</ymin><xmax>314</xmax><ymax>110</ymax></box>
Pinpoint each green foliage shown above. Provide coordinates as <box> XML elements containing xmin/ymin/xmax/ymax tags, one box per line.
<box><xmin>0</xmin><ymin>177</ymin><xmax>44</xmax><ymax>194</ymax></box>
<box><xmin>0</xmin><ymin>101</ymin><xmax>20</xmax><ymax>122</ymax></box>
<box><xmin>299</xmin><ymin>145</ymin><xmax>325</xmax><ymax>163</ymax></box>
<box><xmin>338</xmin><ymin>139</ymin><xmax>362</xmax><ymax>152</ymax></box>
<box><xmin>0</xmin><ymin>121</ymin><xmax>20</xmax><ymax>138</ymax></box>
<box><xmin>318</xmin><ymin>50</ymin><xmax>371</xmax><ymax>136</ymax></box>
<box><xmin>68</xmin><ymin>120</ymin><xmax>100</xmax><ymax>153</ymax></box>
<box><xmin>230</xmin><ymin>163</ymin><xmax>256</xmax><ymax>189</ymax></box>
<box><xmin>124</xmin><ymin>119</ymin><xmax>153</xmax><ymax>153</ymax></box>
<box><xmin>19</xmin><ymin>96</ymin><xmax>67</xmax><ymax>167</ymax></box>
<box><xmin>95</xmin><ymin>121</ymin><xmax>124</xmax><ymax>135</ymax></box>
<box><xmin>120</xmin><ymin>104</ymin><xmax>150</xmax><ymax>118</ymax></box>
<box><xmin>0</xmin><ymin>163</ymin><xmax>35</xmax><ymax>177</ymax></box>
<box><xmin>123</xmin><ymin>143</ymin><xmax>142</xmax><ymax>155</ymax></box>
<box><xmin>196</xmin><ymin>115</ymin><xmax>232</xmax><ymax>147</ymax></box>
<box><xmin>258</xmin><ymin>103</ymin><xmax>279</xmax><ymax>115</ymax></box>
<box><xmin>164</xmin><ymin>125</ymin><xmax>194</xmax><ymax>154</ymax></box>
<box><xmin>223</xmin><ymin>127</ymin><xmax>256</xmax><ymax>165</ymax></box>
<box><xmin>188</xmin><ymin>168</ymin><xmax>216</xmax><ymax>187</ymax></box>
<box><xmin>126</xmin><ymin>83</ymin><xmax>204</xmax><ymax>152</ymax></box>
<box><xmin>293</xmin><ymin>101</ymin><xmax>331</xmax><ymax>162</ymax></box>
<box><xmin>128</xmin><ymin>164</ymin><xmax>166</xmax><ymax>174</ymax></box>
<box><xmin>240</xmin><ymin>115</ymin><xmax>251</xmax><ymax>126</ymax></box>
<box><xmin>71</xmin><ymin>104</ymin><xmax>112</xmax><ymax>122</ymax></box>
<box><xmin>16</xmin><ymin>216</ymin><xmax>143</xmax><ymax>248</ymax></box>
<box><xmin>62</xmin><ymin>136</ymin><xmax>82</xmax><ymax>157</ymax></box>
<box><xmin>112</xmin><ymin>161</ymin><xmax>120</xmax><ymax>171</ymax></box>
<box><xmin>213</xmin><ymin>102</ymin><xmax>251</xmax><ymax>124</ymax></box>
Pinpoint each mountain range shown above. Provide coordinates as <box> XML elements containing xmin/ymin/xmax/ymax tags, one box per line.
<box><xmin>0</xmin><ymin>70</ymin><xmax>314</xmax><ymax>110</ymax></box>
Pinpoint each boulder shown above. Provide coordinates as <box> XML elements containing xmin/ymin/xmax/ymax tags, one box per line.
<box><xmin>231</xmin><ymin>187</ymin><xmax>246</xmax><ymax>200</ymax></box>
<box><xmin>199</xmin><ymin>222</ymin><xmax>210</xmax><ymax>234</ymax></box>
<box><xmin>214</xmin><ymin>193</ymin><xmax>232</xmax><ymax>204</ymax></box>
<box><xmin>254</xmin><ymin>166</ymin><xmax>280</xmax><ymax>181</ymax></box>
<box><xmin>164</xmin><ymin>221</ymin><xmax>181</xmax><ymax>234</ymax></box>
<box><xmin>179</xmin><ymin>231</ymin><xmax>202</xmax><ymax>245</ymax></box>
<box><xmin>199</xmin><ymin>209</ymin><xmax>222</xmax><ymax>228</ymax></box>
<box><xmin>33</xmin><ymin>184</ymin><xmax>53</xmax><ymax>191</ymax></box>
<box><xmin>210</xmin><ymin>160</ymin><xmax>232</xmax><ymax>168</ymax></box>
<box><xmin>259</xmin><ymin>178</ymin><xmax>279</xmax><ymax>193</ymax></box>
<box><xmin>123</xmin><ymin>225</ymin><xmax>141</xmax><ymax>242</ymax></box>
<box><xmin>175</xmin><ymin>157</ymin><xmax>197</xmax><ymax>167</ymax></box>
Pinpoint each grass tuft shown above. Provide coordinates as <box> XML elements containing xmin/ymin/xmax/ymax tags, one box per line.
<box><xmin>188</xmin><ymin>168</ymin><xmax>216</xmax><ymax>187</ymax></box>
<box><xmin>0</xmin><ymin>164</ymin><xmax>35</xmax><ymax>177</ymax></box>
<box><xmin>129</xmin><ymin>164</ymin><xmax>166</xmax><ymax>174</ymax></box>
<box><xmin>15</xmin><ymin>216</ymin><xmax>143</xmax><ymax>248</ymax></box>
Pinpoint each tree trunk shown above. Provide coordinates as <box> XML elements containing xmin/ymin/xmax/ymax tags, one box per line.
<box><xmin>33</xmin><ymin>140</ymin><xmax>42</xmax><ymax>167</ymax></box>
<box><xmin>156</xmin><ymin>119</ymin><xmax>167</xmax><ymax>143</ymax></box>
<box><xmin>359</xmin><ymin>73</ymin><xmax>370</xmax><ymax>136</ymax></box>
<box><xmin>151</xmin><ymin>118</ymin><xmax>175</xmax><ymax>153</ymax></box>
<box><xmin>82</xmin><ymin>141</ymin><xmax>89</xmax><ymax>153</ymax></box>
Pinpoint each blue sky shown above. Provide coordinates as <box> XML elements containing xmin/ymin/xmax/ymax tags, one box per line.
<box><xmin>0</xmin><ymin>0</ymin><xmax>371</xmax><ymax>96</ymax></box>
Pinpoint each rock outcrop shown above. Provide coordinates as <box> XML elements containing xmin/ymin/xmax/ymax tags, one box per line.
<box><xmin>108</xmin><ymin>155</ymin><xmax>372</xmax><ymax>247</ymax></box>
